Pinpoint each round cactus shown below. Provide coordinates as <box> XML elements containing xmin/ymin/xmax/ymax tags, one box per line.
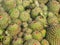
<box><xmin>3</xmin><ymin>35</ymin><xmax>11</xmax><ymax>45</ymax></box>
<box><xmin>24</xmin><ymin>33</ymin><xmax>32</xmax><ymax>40</ymax></box>
<box><xmin>0</xmin><ymin>12</ymin><xmax>11</xmax><ymax>29</ymax></box>
<box><xmin>24</xmin><ymin>28</ymin><xmax>32</xmax><ymax>34</ymax></box>
<box><xmin>16</xmin><ymin>0</ymin><xmax>22</xmax><ymax>5</ymax></box>
<box><xmin>30</xmin><ymin>21</ymin><xmax>43</xmax><ymax>31</ymax></box>
<box><xmin>22</xmin><ymin>22</ymin><xmax>28</xmax><ymax>28</ymax></box>
<box><xmin>9</xmin><ymin>8</ymin><xmax>19</xmax><ymax>19</ymax></box>
<box><xmin>17</xmin><ymin>5</ymin><xmax>24</xmax><ymax>12</ymax></box>
<box><xmin>48</xmin><ymin>0</ymin><xmax>60</xmax><ymax>15</ymax></box>
<box><xmin>36</xmin><ymin>16</ymin><xmax>47</xmax><ymax>27</ymax></box>
<box><xmin>31</xmin><ymin>7</ymin><xmax>43</xmax><ymax>18</ymax></box>
<box><xmin>32</xmin><ymin>31</ymin><xmax>43</xmax><ymax>41</ymax></box>
<box><xmin>7</xmin><ymin>24</ymin><xmax>21</xmax><ymax>37</ymax></box>
<box><xmin>3</xmin><ymin>0</ymin><xmax>16</xmax><ymax>11</ymax></box>
<box><xmin>41</xmin><ymin>39</ymin><xmax>49</xmax><ymax>45</ymax></box>
<box><xmin>24</xmin><ymin>39</ymin><xmax>41</xmax><ymax>45</ymax></box>
<box><xmin>12</xmin><ymin>38</ymin><xmax>23</xmax><ymax>45</ymax></box>
<box><xmin>19</xmin><ymin>11</ymin><xmax>30</xmax><ymax>22</ymax></box>
<box><xmin>22</xmin><ymin>0</ymin><xmax>31</xmax><ymax>7</ymax></box>
<box><xmin>47</xmin><ymin>12</ymin><xmax>59</xmax><ymax>25</ymax></box>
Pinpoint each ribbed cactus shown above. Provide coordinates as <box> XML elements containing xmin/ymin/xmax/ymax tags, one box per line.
<box><xmin>46</xmin><ymin>12</ymin><xmax>60</xmax><ymax>45</ymax></box>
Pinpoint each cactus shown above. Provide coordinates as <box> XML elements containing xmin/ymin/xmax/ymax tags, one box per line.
<box><xmin>32</xmin><ymin>31</ymin><xmax>43</xmax><ymax>41</ymax></box>
<box><xmin>12</xmin><ymin>38</ymin><xmax>23</xmax><ymax>45</ymax></box>
<box><xmin>36</xmin><ymin>16</ymin><xmax>47</xmax><ymax>27</ymax></box>
<box><xmin>7</xmin><ymin>24</ymin><xmax>21</xmax><ymax>37</ymax></box>
<box><xmin>0</xmin><ymin>11</ymin><xmax>11</xmax><ymax>29</ymax></box>
<box><xmin>17</xmin><ymin>5</ymin><xmax>24</xmax><ymax>12</ymax></box>
<box><xmin>31</xmin><ymin>7</ymin><xmax>43</xmax><ymax>18</ymax></box>
<box><xmin>9</xmin><ymin>8</ymin><xmax>19</xmax><ymax>19</ymax></box>
<box><xmin>41</xmin><ymin>39</ymin><xmax>49</xmax><ymax>45</ymax></box>
<box><xmin>3</xmin><ymin>35</ymin><xmax>11</xmax><ymax>45</ymax></box>
<box><xmin>19</xmin><ymin>11</ymin><xmax>30</xmax><ymax>22</ymax></box>
<box><xmin>3</xmin><ymin>0</ymin><xmax>16</xmax><ymax>11</ymax></box>
<box><xmin>24</xmin><ymin>33</ymin><xmax>32</xmax><ymax>40</ymax></box>
<box><xmin>48</xmin><ymin>0</ymin><xmax>60</xmax><ymax>15</ymax></box>
<box><xmin>24</xmin><ymin>39</ymin><xmax>41</xmax><ymax>45</ymax></box>
<box><xmin>30</xmin><ymin>21</ymin><xmax>43</xmax><ymax>31</ymax></box>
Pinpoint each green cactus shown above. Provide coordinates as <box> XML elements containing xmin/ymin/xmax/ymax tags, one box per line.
<box><xmin>7</xmin><ymin>24</ymin><xmax>21</xmax><ymax>37</ymax></box>
<box><xmin>16</xmin><ymin>0</ymin><xmax>22</xmax><ymax>5</ymax></box>
<box><xmin>31</xmin><ymin>7</ymin><xmax>43</xmax><ymax>18</ymax></box>
<box><xmin>41</xmin><ymin>39</ymin><xmax>49</xmax><ymax>45</ymax></box>
<box><xmin>22</xmin><ymin>0</ymin><xmax>31</xmax><ymax>7</ymax></box>
<box><xmin>40</xmin><ymin>29</ymin><xmax>46</xmax><ymax>38</ymax></box>
<box><xmin>30</xmin><ymin>21</ymin><xmax>43</xmax><ymax>31</ymax></box>
<box><xmin>12</xmin><ymin>38</ymin><xmax>23</xmax><ymax>45</ymax></box>
<box><xmin>40</xmin><ymin>4</ymin><xmax>48</xmax><ymax>17</ymax></box>
<box><xmin>32</xmin><ymin>31</ymin><xmax>43</xmax><ymax>41</ymax></box>
<box><xmin>19</xmin><ymin>11</ymin><xmax>30</xmax><ymax>22</ymax></box>
<box><xmin>3</xmin><ymin>0</ymin><xmax>16</xmax><ymax>11</ymax></box>
<box><xmin>0</xmin><ymin>12</ymin><xmax>11</xmax><ymax>29</ymax></box>
<box><xmin>24</xmin><ymin>33</ymin><xmax>32</xmax><ymax>40</ymax></box>
<box><xmin>47</xmin><ymin>12</ymin><xmax>59</xmax><ymax>25</ymax></box>
<box><xmin>48</xmin><ymin>0</ymin><xmax>60</xmax><ymax>15</ymax></box>
<box><xmin>3</xmin><ymin>35</ymin><xmax>11</xmax><ymax>45</ymax></box>
<box><xmin>9</xmin><ymin>8</ymin><xmax>19</xmax><ymax>19</ymax></box>
<box><xmin>24</xmin><ymin>39</ymin><xmax>41</xmax><ymax>45</ymax></box>
<box><xmin>17</xmin><ymin>5</ymin><xmax>24</xmax><ymax>12</ymax></box>
<box><xmin>36</xmin><ymin>16</ymin><xmax>47</xmax><ymax>27</ymax></box>
<box><xmin>22</xmin><ymin>22</ymin><xmax>28</xmax><ymax>28</ymax></box>
<box><xmin>23</xmin><ymin>28</ymin><xmax>32</xmax><ymax>34</ymax></box>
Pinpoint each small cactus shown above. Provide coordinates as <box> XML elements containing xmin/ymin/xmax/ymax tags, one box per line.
<box><xmin>9</xmin><ymin>8</ymin><xmax>19</xmax><ymax>19</ymax></box>
<box><xmin>3</xmin><ymin>0</ymin><xmax>16</xmax><ymax>11</ymax></box>
<box><xmin>31</xmin><ymin>7</ymin><xmax>43</xmax><ymax>18</ymax></box>
<box><xmin>7</xmin><ymin>24</ymin><xmax>21</xmax><ymax>37</ymax></box>
<box><xmin>41</xmin><ymin>39</ymin><xmax>49</xmax><ymax>45</ymax></box>
<box><xmin>32</xmin><ymin>31</ymin><xmax>43</xmax><ymax>41</ymax></box>
<box><xmin>24</xmin><ymin>39</ymin><xmax>41</xmax><ymax>45</ymax></box>
<box><xmin>24</xmin><ymin>33</ymin><xmax>32</xmax><ymax>40</ymax></box>
<box><xmin>12</xmin><ymin>38</ymin><xmax>23</xmax><ymax>45</ymax></box>
<box><xmin>30</xmin><ymin>21</ymin><xmax>43</xmax><ymax>31</ymax></box>
<box><xmin>0</xmin><ymin>12</ymin><xmax>11</xmax><ymax>29</ymax></box>
<box><xmin>19</xmin><ymin>11</ymin><xmax>30</xmax><ymax>22</ymax></box>
<box><xmin>3</xmin><ymin>35</ymin><xmax>11</xmax><ymax>45</ymax></box>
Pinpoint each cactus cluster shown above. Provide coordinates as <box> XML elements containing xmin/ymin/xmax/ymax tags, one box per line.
<box><xmin>0</xmin><ymin>0</ymin><xmax>60</xmax><ymax>45</ymax></box>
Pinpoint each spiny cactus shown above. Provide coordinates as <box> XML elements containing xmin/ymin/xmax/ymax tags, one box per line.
<box><xmin>9</xmin><ymin>8</ymin><xmax>19</xmax><ymax>19</ymax></box>
<box><xmin>7</xmin><ymin>24</ymin><xmax>21</xmax><ymax>37</ymax></box>
<box><xmin>30</xmin><ymin>21</ymin><xmax>43</xmax><ymax>31</ymax></box>
<box><xmin>24</xmin><ymin>33</ymin><xmax>32</xmax><ymax>40</ymax></box>
<box><xmin>31</xmin><ymin>7</ymin><xmax>43</xmax><ymax>18</ymax></box>
<box><xmin>48</xmin><ymin>0</ymin><xmax>60</xmax><ymax>15</ymax></box>
<box><xmin>3</xmin><ymin>35</ymin><xmax>11</xmax><ymax>45</ymax></box>
<box><xmin>0</xmin><ymin>11</ymin><xmax>11</xmax><ymax>29</ymax></box>
<box><xmin>24</xmin><ymin>39</ymin><xmax>41</xmax><ymax>45</ymax></box>
<box><xmin>19</xmin><ymin>11</ymin><xmax>30</xmax><ymax>22</ymax></box>
<box><xmin>41</xmin><ymin>39</ymin><xmax>49</xmax><ymax>45</ymax></box>
<box><xmin>3</xmin><ymin>0</ymin><xmax>16</xmax><ymax>11</ymax></box>
<box><xmin>32</xmin><ymin>31</ymin><xmax>43</xmax><ymax>41</ymax></box>
<box><xmin>12</xmin><ymin>38</ymin><xmax>23</xmax><ymax>45</ymax></box>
